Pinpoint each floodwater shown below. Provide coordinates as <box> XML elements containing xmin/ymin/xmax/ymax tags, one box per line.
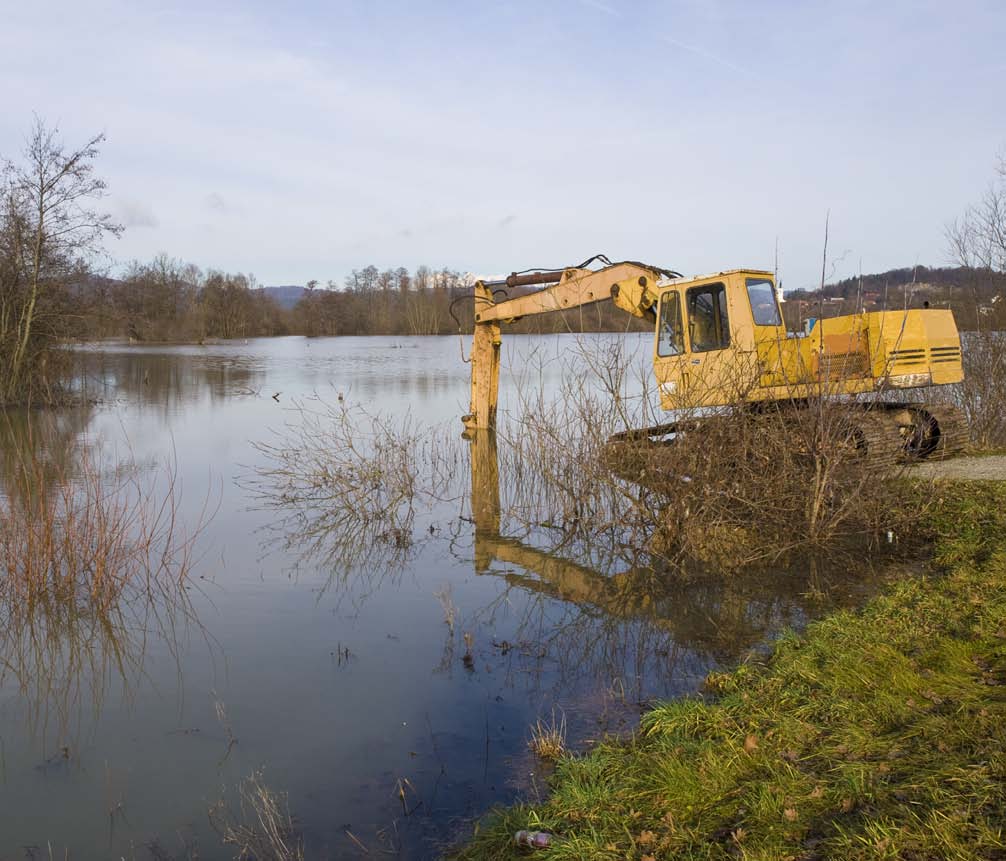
<box><xmin>0</xmin><ymin>335</ymin><xmax>882</xmax><ymax>859</ymax></box>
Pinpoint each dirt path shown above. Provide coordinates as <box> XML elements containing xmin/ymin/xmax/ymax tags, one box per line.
<box><xmin>907</xmin><ymin>454</ymin><xmax>1006</xmax><ymax>481</ymax></box>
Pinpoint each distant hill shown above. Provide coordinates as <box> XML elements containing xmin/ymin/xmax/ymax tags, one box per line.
<box><xmin>257</xmin><ymin>285</ymin><xmax>306</xmax><ymax>309</ymax></box>
<box><xmin>782</xmin><ymin>265</ymin><xmax>1006</xmax><ymax>330</ymax></box>
<box><xmin>785</xmin><ymin>265</ymin><xmax>1006</xmax><ymax>303</ymax></box>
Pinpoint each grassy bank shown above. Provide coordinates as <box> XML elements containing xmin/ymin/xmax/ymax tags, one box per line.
<box><xmin>453</xmin><ymin>481</ymin><xmax>1006</xmax><ymax>860</ymax></box>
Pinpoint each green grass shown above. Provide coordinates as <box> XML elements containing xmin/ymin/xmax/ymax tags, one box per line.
<box><xmin>452</xmin><ymin>482</ymin><xmax>1006</xmax><ymax>860</ymax></box>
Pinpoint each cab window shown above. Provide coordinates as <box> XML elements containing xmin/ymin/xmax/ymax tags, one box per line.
<box><xmin>746</xmin><ymin>278</ymin><xmax>781</xmax><ymax>326</ymax></box>
<box><xmin>687</xmin><ymin>283</ymin><xmax>730</xmax><ymax>352</ymax></box>
<box><xmin>657</xmin><ymin>292</ymin><xmax>684</xmax><ymax>356</ymax></box>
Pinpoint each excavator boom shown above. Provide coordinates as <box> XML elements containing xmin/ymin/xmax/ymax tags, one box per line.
<box><xmin>473</xmin><ymin>262</ymin><xmax>663</xmax><ymax>325</ymax></box>
<box><xmin>463</xmin><ymin>262</ymin><xmax>665</xmax><ymax>433</ymax></box>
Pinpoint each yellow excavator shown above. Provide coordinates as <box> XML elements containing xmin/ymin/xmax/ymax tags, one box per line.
<box><xmin>461</xmin><ymin>256</ymin><xmax>967</xmax><ymax>461</ymax></box>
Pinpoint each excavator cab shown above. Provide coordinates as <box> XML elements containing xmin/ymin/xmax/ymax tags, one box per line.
<box><xmin>652</xmin><ymin>270</ymin><xmax>785</xmax><ymax>408</ymax></box>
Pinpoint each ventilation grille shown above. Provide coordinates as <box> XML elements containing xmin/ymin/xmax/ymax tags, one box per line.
<box><xmin>889</xmin><ymin>348</ymin><xmax>926</xmax><ymax>367</ymax></box>
<box><xmin>887</xmin><ymin>345</ymin><xmax>962</xmax><ymax>369</ymax></box>
<box><xmin>930</xmin><ymin>345</ymin><xmax>962</xmax><ymax>364</ymax></box>
<box><xmin>822</xmin><ymin>352</ymin><xmax>869</xmax><ymax>380</ymax></box>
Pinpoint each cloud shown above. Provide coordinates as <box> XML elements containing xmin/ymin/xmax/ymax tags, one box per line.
<box><xmin>205</xmin><ymin>192</ymin><xmax>227</xmax><ymax>213</ymax></box>
<box><xmin>117</xmin><ymin>199</ymin><xmax>159</xmax><ymax>228</ymax></box>
<box><xmin>2</xmin><ymin>0</ymin><xmax>992</xmax><ymax>289</ymax></box>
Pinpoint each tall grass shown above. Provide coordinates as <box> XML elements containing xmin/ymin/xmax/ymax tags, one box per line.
<box><xmin>529</xmin><ymin>710</ymin><xmax>568</xmax><ymax>761</ymax></box>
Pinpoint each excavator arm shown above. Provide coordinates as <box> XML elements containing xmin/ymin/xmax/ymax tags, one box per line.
<box><xmin>462</xmin><ymin>261</ymin><xmax>667</xmax><ymax>433</ymax></box>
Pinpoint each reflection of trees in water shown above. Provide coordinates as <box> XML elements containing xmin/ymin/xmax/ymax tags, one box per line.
<box><xmin>0</xmin><ymin>406</ymin><xmax>95</xmax><ymax>497</ymax></box>
<box><xmin>462</xmin><ymin>582</ymin><xmax>687</xmax><ymax>706</ymax></box>
<box><xmin>0</xmin><ymin>596</ymin><xmax>195</xmax><ymax>749</ymax></box>
<box><xmin>255</xmin><ymin>501</ymin><xmax>425</xmax><ymax>609</ymax></box>
<box><xmin>0</xmin><ymin>408</ymin><xmax>205</xmax><ymax>748</ymax></box>
<box><xmin>74</xmin><ymin>349</ymin><xmax>266</xmax><ymax>418</ymax></box>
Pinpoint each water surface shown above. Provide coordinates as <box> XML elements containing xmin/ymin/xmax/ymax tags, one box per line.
<box><xmin>0</xmin><ymin>335</ymin><xmax>880</xmax><ymax>859</ymax></box>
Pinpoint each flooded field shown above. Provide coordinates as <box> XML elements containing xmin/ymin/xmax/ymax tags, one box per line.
<box><xmin>0</xmin><ymin>335</ymin><xmax>886</xmax><ymax>859</ymax></box>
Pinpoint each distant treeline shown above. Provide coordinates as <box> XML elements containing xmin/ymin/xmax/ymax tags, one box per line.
<box><xmin>71</xmin><ymin>258</ymin><xmax>649</xmax><ymax>342</ymax></box>
<box><xmin>73</xmin><ymin>258</ymin><xmax>1006</xmax><ymax>344</ymax></box>
<box><xmin>75</xmin><ymin>258</ymin><xmax>288</xmax><ymax>342</ymax></box>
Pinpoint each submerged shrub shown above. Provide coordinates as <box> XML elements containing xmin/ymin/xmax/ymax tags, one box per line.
<box><xmin>495</xmin><ymin>339</ymin><xmax>931</xmax><ymax>572</ymax></box>
<box><xmin>246</xmin><ymin>397</ymin><xmax>463</xmax><ymax>582</ymax></box>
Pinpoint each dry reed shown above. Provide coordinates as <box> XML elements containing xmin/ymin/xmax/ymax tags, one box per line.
<box><xmin>528</xmin><ymin>710</ymin><xmax>567</xmax><ymax>761</ymax></box>
<box><xmin>209</xmin><ymin>769</ymin><xmax>304</xmax><ymax>861</ymax></box>
<box><xmin>250</xmin><ymin>335</ymin><xmax>936</xmax><ymax>582</ymax></box>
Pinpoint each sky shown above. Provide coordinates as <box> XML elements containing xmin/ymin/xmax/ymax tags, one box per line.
<box><xmin>1</xmin><ymin>0</ymin><xmax>1003</xmax><ymax>292</ymax></box>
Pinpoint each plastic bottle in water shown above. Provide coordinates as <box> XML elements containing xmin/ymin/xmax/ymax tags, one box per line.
<box><xmin>514</xmin><ymin>830</ymin><xmax>552</xmax><ymax>849</ymax></box>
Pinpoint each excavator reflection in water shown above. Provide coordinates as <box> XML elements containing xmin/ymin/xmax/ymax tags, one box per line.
<box><xmin>468</xmin><ymin>429</ymin><xmax>891</xmax><ymax>664</ymax></box>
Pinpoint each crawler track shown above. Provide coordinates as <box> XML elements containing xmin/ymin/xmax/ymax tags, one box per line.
<box><xmin>854</xmin><ymin>403</ymin><xmax>969</xmax><ymax>468</ymax></box>
<box><xmin>605</xmin><ymin>402</ymin><xmax>970</xmax><ymax>481</ymax></box>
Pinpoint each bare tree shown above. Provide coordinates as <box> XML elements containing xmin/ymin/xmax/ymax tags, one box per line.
<box><xmin>0</xmin><ymin>119</ymin><xmax>121</xmax><ymax>403</ymax></box>
<box><xmin>115</xmin><ymin>254</ymin><xmax>200</xmax><ymax>339</ymax></box>
<box><xmin>951</xmin><ymin>152</ymin><xmax>1006</xmax><ymax>272</ymax></box>
<box><xmin>395</xmin><ymin>265</ymin><xmax>410</xmax><ymax>295</ymax></box>
<box><xmin>946</xmin><ymin>151</ymin><xmax>1006</xmax><ymax>321</ymax></box>
<box><xmin>944</xmin><ymin>151</ymin><xmax>1006</xmax><ymax>447</ymax></box>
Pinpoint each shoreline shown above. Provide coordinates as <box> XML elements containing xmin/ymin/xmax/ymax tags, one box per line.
<box><xmin>452</xmin><ymin>479</ymin><xmax>1006</xmax><ymax>859</ymax></box>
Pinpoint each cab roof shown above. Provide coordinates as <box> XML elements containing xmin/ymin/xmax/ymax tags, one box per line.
<box><xmin>656</xmin><ymin>268</ymin><xmax>774</xmax><ymax>288</ymax></box>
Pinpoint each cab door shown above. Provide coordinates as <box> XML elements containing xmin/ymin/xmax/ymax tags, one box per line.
<box><xmin>743</xmin><ymin>275</ymin><xmax>791</xmax><ymax>389</ymax></box>
<box><xmin>653</xmin><ymin>289</ymin><xmax>688</xmax><ymax>409</ymax></box>
<box><xmin>681</xmin><ymin>281</ymin><xmax>736</xmax><ymax>406</ymax></box>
